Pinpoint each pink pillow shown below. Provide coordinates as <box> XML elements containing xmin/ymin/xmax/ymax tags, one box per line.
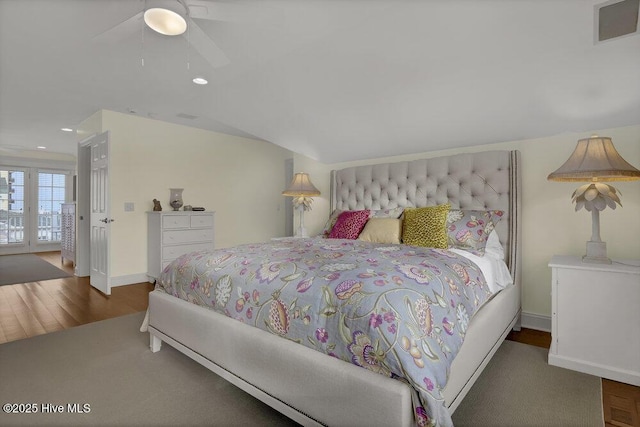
<box><xmin>329</xmin><ymin>210</ymin><xmax>370</xmax><ymax>239</ymax></box>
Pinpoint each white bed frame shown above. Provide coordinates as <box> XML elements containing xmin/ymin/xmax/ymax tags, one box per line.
<box><xmin>148</xmin><ymin>150</ymin><xmax>522</xmax><ymax>426</ymax></box>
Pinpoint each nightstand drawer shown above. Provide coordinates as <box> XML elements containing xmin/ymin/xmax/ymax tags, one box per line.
<box><xmin>162</xmin><ymin>215</ymin><xmax>190</xmax><ymax>229</ymax></box>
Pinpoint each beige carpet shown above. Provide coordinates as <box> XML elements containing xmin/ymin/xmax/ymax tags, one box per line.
<box><xmin>0</xmin><ymin>254</ymin><xmax>70</xmax><ymax>286</ymax></box>
<box><xmin>452</xmin><ymin>340</ymin><xmax>603</xmax><ymax>426</ymax></box>
<box><xmin>0</xmin><ymin>312</ymin><xmax>602</xmax><ymax>426</ymax></box>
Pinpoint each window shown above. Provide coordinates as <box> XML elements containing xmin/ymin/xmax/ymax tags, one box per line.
<box><xmin>0</xmin><ymin>169</ymin><xmax>26</xmax><ymax>244</ymax></box>
<box><xmin>0</xmin><ymin>164</ymin><xmax>72</xmax><ymax>255</ymax></box>
<box><xmin>37</xmin><ymin>172</ymin><xmax>66</xmax><ymax>242</ymax></box>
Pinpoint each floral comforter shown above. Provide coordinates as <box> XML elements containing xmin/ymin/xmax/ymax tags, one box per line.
<box><xmin>157</xmin><ymin>238</ymin><xmax>493</xmax><ymax>426</ymax></box>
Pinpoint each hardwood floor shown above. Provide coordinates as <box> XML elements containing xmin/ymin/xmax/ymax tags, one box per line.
<box><xmin>0</xmin><ymin>251</ymin><xmax>153</xmax><ymax>345</ymax></box>
<box><xmin>506</xmin><ymin>326</ymin><xmax>552</xmax><ymax>349</ymax></box>
<box><xmin>603</xmin><ymin>379</ymin><xmax>640</xmax><ymax>427</ymax></box>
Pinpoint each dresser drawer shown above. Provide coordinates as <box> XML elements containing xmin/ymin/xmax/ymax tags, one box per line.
<box><xmin>163</xmin><ymin>228</ymin><xmax>214</xmax><ymax>245</ymax></box>
<box><xmin>191</xmin><ymin>214</ymin><xmax>214</xmax><ymax>228</ymax></box>
<box><xmin>162</xmin><ymin>215</ymin><xmax>190</xmax><ymax>229</ymax></box>
<box><xmin>162</xmin><ymin>242</ymin><xmax>213</xmax><ymax>260</ymax></box>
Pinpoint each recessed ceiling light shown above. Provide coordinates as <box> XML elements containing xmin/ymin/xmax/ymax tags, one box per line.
<box><xmin>193</xmin><ymin>77</ymin><xmax>208</xmax><ymax>85</ymax></box>
<box><xmin>61</xmin><ymin>128</ymin><xmax>73</xmax><ymax>132</ymax></box>
<box><xmin>37</xmin><ymin>146</ymin><xmax>47</xmax><ymax>150</ymax></box>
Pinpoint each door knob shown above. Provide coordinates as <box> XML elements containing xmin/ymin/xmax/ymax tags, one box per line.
<box><xmin>99</xmin><ymin>218</ymin><xmax>114</xmax><ymax>223</ymax></box>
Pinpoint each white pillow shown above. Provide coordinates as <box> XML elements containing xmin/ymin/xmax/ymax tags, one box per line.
<box><xmin>484</xmin><ymin>230</ymin><xmax>505</xmax><ymax>260</ymax></box>
<box><xmin>450</xmin><ymin>248</ymin><xmax>513</xmax><ymax>293</ymax></box>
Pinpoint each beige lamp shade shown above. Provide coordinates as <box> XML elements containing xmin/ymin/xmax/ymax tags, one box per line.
<box><xmin>547</xmin><ymin>136</ymin><xmax>640</xmax><ymax>182</ymax></box>
<box><xmin>282</xmin><ymin>173</ymin><xmax>321</xmax><ymax>197</ymax></box>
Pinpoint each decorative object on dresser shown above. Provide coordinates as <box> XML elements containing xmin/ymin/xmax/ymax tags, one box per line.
<box><xmin>548</xmin><ymin>255</ymin><xmax>640</xmax><ymax>386</ymax></box>
<box><xmin>60</xmin><ymin>203</ymin><xmax>76</xmax><ymax>267</ymax></box>
<box><xmin>547</xmin><ymin>135</ymin><xmax>640</xmax><ymax>264</ymax></box>
<box><xmin>146</xmin><ymin>211</ymin><xmax>214</xmax><ymax>281</ymax></box>
<box><xmin>281</xmin><ymin>172</ymin><xmax>320</xmax><ymax>238</ymax></box>
<box><xmin>152</xmin><ymin>199</ymin><xmax>162</xmax><ymax>211</ymax></box>
<box><xmin>169</xmin><ymin>188</ymin><xmax>184</xmax><ymax>211</ymax></box>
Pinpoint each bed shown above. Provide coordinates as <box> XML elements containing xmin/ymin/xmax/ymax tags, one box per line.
<box><xmin>145</xmin><ymin>150</ymin><xmax>522</xmax><ymax>426</ymax></box>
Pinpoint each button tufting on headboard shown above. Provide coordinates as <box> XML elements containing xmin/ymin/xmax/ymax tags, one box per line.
<box><xmin>331</xmin><ymin>151</ymin><xmax>520</xmax><ymax>278</ymax></box>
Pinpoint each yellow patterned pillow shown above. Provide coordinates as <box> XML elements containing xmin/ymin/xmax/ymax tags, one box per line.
<box><xmin>402</xmin><ymin>204</ymin><xmax>451</xmax><ymax>248</ymax></box>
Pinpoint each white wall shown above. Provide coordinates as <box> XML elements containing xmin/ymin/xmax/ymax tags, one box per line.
<box><xmin>81</xmin><ymin>110</ymin><xmax>293</xmax><ymax>281</ymax></box>
<box><xmin>293</xmin><ymin>125</ymin><xmax>640</xmax><ymax>323</ymax></box>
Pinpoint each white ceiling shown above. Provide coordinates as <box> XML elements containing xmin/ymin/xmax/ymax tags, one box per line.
<box><xmin>1</xmin><ymin>0</ymin><xmax>639</xmax><ymax>163</ymax></box>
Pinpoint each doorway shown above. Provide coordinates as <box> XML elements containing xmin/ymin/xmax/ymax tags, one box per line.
<box><xmin>76</xmin><ymin>131</ymin><xmax>112</xmax><ymax>295</ymax></box>
<box><xmin>0</xmin><ymin>166</ymin><xmax>73</xmax><ymax>255</ymax></box>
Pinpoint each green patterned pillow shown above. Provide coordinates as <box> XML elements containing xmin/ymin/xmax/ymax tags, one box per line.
<box><xmin>402</xmin><ymin>204</ymin><xmax>451</xmax><ymax>248</ymax></box>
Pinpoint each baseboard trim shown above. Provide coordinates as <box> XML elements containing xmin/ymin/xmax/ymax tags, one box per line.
<box><xmin>520</xmin><ymin>311</ymin><xmax>551</xmax><ymax>332</ymax></box>
<box><xmin>549</xmin><ymin>353</ymin><xmax>640</xmax><ymax>387</ymax></box>
<box><xmin>110</xmin><ymin>273</ymin><xmax>151</xmax><ymax>288</ymax></box>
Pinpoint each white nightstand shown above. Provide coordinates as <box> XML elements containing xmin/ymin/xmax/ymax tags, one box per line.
<box><xmin>548</xmin><ymin>255</ymin><xmax>640</xmax><ymax>386</ymax></box>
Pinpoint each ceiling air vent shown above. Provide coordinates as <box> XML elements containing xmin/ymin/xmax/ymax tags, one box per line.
<box><xmin>595</xmin><ymin>0</ymin><xmax>640</xmax><ymax>42</ymax></box>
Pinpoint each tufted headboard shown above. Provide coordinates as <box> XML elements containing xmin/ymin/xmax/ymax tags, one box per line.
<box><xmin>330</xmin><ymin>150</ymin><xmax>521</xmax><ymax>284</ymax></box>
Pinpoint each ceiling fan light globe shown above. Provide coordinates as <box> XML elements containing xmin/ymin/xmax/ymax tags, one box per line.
<box><xmin>144</xmin><ymin>8</ymin><xmax>187</xmax><ymax>36</ymax></box>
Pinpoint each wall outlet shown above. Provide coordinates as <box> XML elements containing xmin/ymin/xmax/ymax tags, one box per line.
<box><xmin>124</xmin><ymin>202</ymin><xmax>134</xmax><ymax>212</ymax></box>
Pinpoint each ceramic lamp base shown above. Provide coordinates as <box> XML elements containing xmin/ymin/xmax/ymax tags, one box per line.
<box><xmin>294</xmin><ymin>204</ymin><xmax>309</xmax><ymax>238</ymax></box>
<box><xmin>582</xmin><ymin>241</ymin><xmax>612</xmax><ymax>264</ymax></box>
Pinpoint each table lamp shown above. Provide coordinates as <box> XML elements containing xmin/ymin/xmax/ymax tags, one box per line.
<box><xmin>547</xmin><ymin>135</ymin><xmax>640</xmax><ymax>264</ymax></box>
<box><xmin>282</xmin><ymin>172</ymin><xmax>320</xmax><ymax>238</ymax></box>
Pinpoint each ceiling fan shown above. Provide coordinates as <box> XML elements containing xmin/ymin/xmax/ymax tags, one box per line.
<box><xmin>92</xmin><ymin>0</ymin><xmax>279</xmax><ymax>69</ymax></box>
<box><xmin>0</xmin><ymin>144</ymin><xmax>30</xmax><ymax>154</ymax></box>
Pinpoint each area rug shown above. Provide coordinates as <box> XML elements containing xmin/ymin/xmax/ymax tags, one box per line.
<box><xmin>452</xmin><ymin>339</ymin><xmax>603</xmax><ymax>426</ymax></box>
<box><xmin>0</xmin><ymin>313</ymin><xmax>603</xmax><ymax>426</ymax></box>
<box><xmin>0</xmin><ymin>253</ymin><xmax>70</xmax><ymax>286</ymax></box>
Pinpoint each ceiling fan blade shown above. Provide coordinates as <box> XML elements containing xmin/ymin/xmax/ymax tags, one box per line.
<box><xmin>187</xmin><ymin>0</ymin><xmax>282</xmax><ymax>24</ymax></box>
<box><xmin>185</xmin><ymin>19</ymin><xmax>230</xmax><ymax>68</ymax></box>
<box><xmin>92</xmin><ymin>12</ymin><xmax>144</xmax><ymax>45</ymax></box>
<box><xmin>0</xmin><ymin>145</ymin><xmax>27</xmax><ymax>153</ymax></box>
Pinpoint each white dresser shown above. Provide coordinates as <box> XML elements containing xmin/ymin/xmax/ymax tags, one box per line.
<box><xmin>147</xmin><ymin>211</ymin><xmax>215</xmax><ymax>281</ymax></box>
<box><xmin>548</xmin><ymin>255</ymin><xmax>640</xmax><ymax>386</ymax></box>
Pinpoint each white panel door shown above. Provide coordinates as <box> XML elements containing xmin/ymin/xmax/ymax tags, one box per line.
<box><xmin>89</xmin><ymin>132</ymin><xmax>111</xmax><ymax>295</ymax></box>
